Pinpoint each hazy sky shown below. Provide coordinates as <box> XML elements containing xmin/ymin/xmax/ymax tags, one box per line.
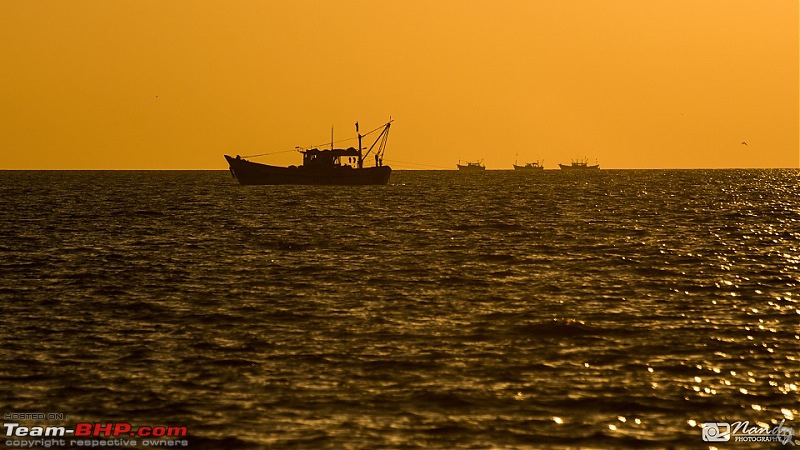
<box><xmin>1</xmin><ymin>0</ymin><xmax>797</xmax><ymax>169</ymax></box>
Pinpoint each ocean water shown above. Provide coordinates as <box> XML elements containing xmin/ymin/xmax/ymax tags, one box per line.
<box><xmin>1</xmin><ymin>169</ymin><xmax>798</xmax><ymax>449</ymax></box>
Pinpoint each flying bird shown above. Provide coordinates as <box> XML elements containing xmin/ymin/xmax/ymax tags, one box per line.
<box><xmin>741</xmin><ymin>142</ymin><xmax>747</xmax><ymax>145</ymax></box>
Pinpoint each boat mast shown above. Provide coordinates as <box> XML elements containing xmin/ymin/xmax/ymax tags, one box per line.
<box><xmin>331</xmin><ymin>126</ymin><xmax>334</xmax><ymax>151</ymax></box>
<box><xmin>362</xmin><ymin>120</ymin><xmax>391</xmax><ymax>166</ymax></box>
<box><xmin>356</xmin><ymin>122</ymin><xmax>363</xmax><ymax>168</ymax></box>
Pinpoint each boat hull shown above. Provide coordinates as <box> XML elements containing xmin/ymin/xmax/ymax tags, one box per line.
<box><xmin>225</xmin><ymin>155</ymin><xmax>392</xmax><ymax>185</ymax></box>
<box><xmin>513</xmin><ymin>164</ymin><xmax>544</xmax><ymax>170</ymax></box>
<box><xmin>457</xmin><ymin>165</ymin><xmax>485</xmax><ymax>171</ymax></box>
<box><xmin>558</xmin><ymin>164</ymin><xmax>599</xmax><ymax>170</ymax></box>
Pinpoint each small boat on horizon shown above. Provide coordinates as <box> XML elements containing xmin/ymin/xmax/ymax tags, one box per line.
<box><xmin>457</xmin><ymin>160</ymin><xmax>486</xmax><ymax>171</ymax></box>
<box><xmin>559</xmin><ymin>158</ymin><xmax>600</xmax><ymax>170</ymax></box>
<box><xmin>513</xmin><ymin>160</ymin><xmax>545</xmax><ymax>171</ymax></box>
<box><xmin>225</xmin><ymin>120</ymin><xmax>393</xmax><ymax>185</ymax></box>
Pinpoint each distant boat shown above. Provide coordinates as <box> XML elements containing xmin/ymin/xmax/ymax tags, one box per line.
<box><xmin>559</xmin><ymin>158</ymin><xmax>599</xmax><ymax>170</ymax></box>
<box><xmin>513</xmin><ymin>161</ymin><xmax>544</xmax><ymax>170</ymax></box>
<box><xmin>225</xmin><ymin>120</ymin><xmax>393</xmax><ymax>185</ymax></box>
<box><xmin>457</xmin><ymin>160</ymin><xmax>486</xmax><ymax>171</ymax></box>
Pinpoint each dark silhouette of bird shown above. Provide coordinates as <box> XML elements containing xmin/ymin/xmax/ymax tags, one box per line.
<box><xmin>741</xmin><ymin>142</ymin><xmax>747</xmax><ymax>145</ymax></box>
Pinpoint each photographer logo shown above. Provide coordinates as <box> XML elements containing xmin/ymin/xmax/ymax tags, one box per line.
<box><xmin>702</xmin><ymin>423</ymin><xmax>731</xmax><ymax>442</ymax></box>
<box><xmin>701</xmin><ymin>420</ymin><xmax>795</xmax><ymax>446</ymax></box>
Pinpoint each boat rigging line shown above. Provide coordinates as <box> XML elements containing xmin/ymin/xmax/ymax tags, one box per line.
<box><xmin>239</xmin><ymin>149</ymin><xmax>298</xmax><ymax>159</ymax></box>
<box><xmin>307</xmin><ymin>122</ymin><xmax>389</xmax><ymax>151</ymax></box>
<box><xmin>239</xmin><ymin>122</ymin><xmax>391</xmax><ymax>160</ymax></box>
<box><xmin>361</xmin><ymin>120</ymin><xmax>392</xmax><ymax>166</ymax></box>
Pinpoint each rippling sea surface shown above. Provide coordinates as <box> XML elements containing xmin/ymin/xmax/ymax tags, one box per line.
<box><xmin>1</xmin><ymin>169</ymin><xmax>799</xmax><ymax>449</ymax></box>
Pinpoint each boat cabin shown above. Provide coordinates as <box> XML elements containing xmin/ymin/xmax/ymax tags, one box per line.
<box><xmin>301</xmin><ymin>147</ymin><xmax>361</xmax><ymax>168</ymax></box>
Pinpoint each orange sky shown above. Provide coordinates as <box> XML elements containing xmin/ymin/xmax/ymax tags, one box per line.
<box><xmin>1</xmin><ymin>0</ymin><xmax>797</xmax><ymax>169</ymax></box>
